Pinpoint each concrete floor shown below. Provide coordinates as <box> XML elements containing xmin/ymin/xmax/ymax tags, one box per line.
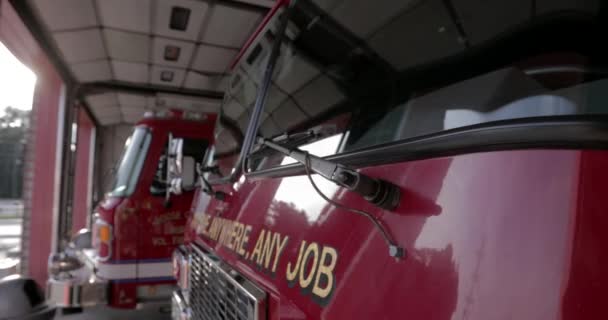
<box><xmin>0</xmin><ymin>200</ymin><xmax>23</xmax><ymax>272</ymax></box>
<box><xmin>55</xmin><ymin>303</ymin><xmax>171</xmax><ymax>320</ymax></box>
<box><xmin>0</xmin><ymin>218</ymin><xmax>21</xmax><ymax>278</ymax></box>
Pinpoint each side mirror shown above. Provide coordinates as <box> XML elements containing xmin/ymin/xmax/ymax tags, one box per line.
<box><xmin>181</xmin><ymin>156</ymin><xmax>197</xmax><ymax>191</ymax></box>
<box><xmin>70</xmin><ymin>228</ymin><xmax>92</xmax><ymax>250</ymax></box>
<box><xmin>166</xmin><ymin>137</ymin><xmax>198</xmax><ymax>197</ymax></box>
<box><xmin>168</xmin><ymin>137</ymin><xmax>184</xmax><ymax>175</ymax></box>
<box><xmin>168</xmin><ymin>156</ymin><xmax>197</xmax><ymax>194</ymax></box>
<box><xmin>165</xmin><ymin>136</ymin><xmax>182</xmax><ymax>202</ymax></box>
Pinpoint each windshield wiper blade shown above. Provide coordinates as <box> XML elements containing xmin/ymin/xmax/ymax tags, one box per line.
<box><xmin>250</xmin><ymin>130</ymin><xmax>320</xmax><ymax>158</ymax></box>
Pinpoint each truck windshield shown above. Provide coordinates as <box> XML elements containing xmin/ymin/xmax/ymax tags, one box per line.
<box><xmin>109</xmin><ymin>126</ymin><xmax>151</xmax><ymax>197</ymax></box>
<box><xmin>218</xmin><ymin>1</ymin><xmax>606</xmax><ymax>171</ymax></box>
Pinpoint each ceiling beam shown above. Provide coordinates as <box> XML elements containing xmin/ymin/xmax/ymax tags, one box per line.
<box><xmin>79</xmin><ymin>80</ymin><xmax>224</xmax><ymax>100</ymax></box>
<box><xmin>221</xmin><ymin>0</ymin><xmax>275</xmax><ymax>10</ymax></box>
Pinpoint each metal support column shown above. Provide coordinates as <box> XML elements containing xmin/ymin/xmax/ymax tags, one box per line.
<box><xmin>55</xmin><ymin>90</ymin><xmax>79</xmax><ymax>252</ymax></box>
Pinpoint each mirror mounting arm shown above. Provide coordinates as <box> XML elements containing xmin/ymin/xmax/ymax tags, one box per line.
<box><xmin>164</xmin><ymin>132</ymin><xmax>174</xmax><ymax>204</ymax></box>
<box><xmin>197</xmin><ymin>164</ymin><xmax>228</xmax><ymax>201</ymax></box>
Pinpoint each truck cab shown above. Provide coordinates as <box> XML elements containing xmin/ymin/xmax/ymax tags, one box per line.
<box><xmin>172</xmin><ymin>0</ymin><xmax>608</xmax><ymax>319</ymax></box>
<box><xmin>47</xmin><ymin>110</ymin><xmax>217</xmax><ymax>309</ymax></box>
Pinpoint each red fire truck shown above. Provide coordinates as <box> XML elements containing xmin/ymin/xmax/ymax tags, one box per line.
<box><xmin>46</xmin><ymin>110</ymin><xmax>217</xmax><ymax>310</ymax></box>
<box><xmin>171</xmin><ymin>0</ymin><xmax>608</xmax><ymax>319</ymax></box>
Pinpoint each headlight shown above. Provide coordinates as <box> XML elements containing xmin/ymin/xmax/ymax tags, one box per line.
<box><xmin>172</xmin><ymin>246</ymin><xmax>190</xmax><ymax>291</ymax></box>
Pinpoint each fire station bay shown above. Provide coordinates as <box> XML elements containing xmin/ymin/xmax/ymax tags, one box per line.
<box><xmin>1</xmin><ymin>0</ymin><xmax>608</xmax><ymax>320</ymax></box>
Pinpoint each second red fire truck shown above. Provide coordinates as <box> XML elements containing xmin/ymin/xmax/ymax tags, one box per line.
<box><xmin>47</xmin><ymin>110</ymin><xmax>218</xmax><ymax>310</ymax></box>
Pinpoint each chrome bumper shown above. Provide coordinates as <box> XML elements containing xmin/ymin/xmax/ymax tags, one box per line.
<box><xmin>47</xmin><ymin>274</ymin><xmax>108</xmax><ymax>308</ymax></box>
<box><xmin>46</xmin><ymin>249</ymin><xmax>108</xmax><ymax>308</ymax></box>
<box><xmin>171</xmin><ymin>290</ymin><xmax>191</xmax><ymax>320</ymax></box>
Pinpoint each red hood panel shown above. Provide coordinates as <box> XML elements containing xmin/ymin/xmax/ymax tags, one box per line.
<box><xmin>190</xmin><ymin>150</ymin><xmax>608</xmax><ymax>319</ymax></box>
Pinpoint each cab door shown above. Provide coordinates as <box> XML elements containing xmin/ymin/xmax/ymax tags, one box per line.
<box><xmin>136</xmin><ymin>134</ymin><xmax>208</xmax><ymax>282</ymax></box>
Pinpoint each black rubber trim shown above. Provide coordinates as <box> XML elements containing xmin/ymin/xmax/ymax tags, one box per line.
<box><xmin>246</xmin><ymin>116</ymin><xmax>608</xmax><ymax>180</ymax></box>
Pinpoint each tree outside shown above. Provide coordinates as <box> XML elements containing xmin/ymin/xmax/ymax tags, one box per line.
<box><xmin>0</xmin><ymin>41</ymin><xmax>36</xmax><ymax>278</ymax></box>
<box><xmin>0</xmin><ymin>106</ymin><xmax>29</xmax><ymax>199</ymax></box>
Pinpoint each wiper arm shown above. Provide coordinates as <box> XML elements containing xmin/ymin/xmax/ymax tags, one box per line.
<box><xmin>257</xmin><ymin>137</ymin><xmax>404</xmax><ymax>259</ymax></box>
<box><xmin>259</xmin><ymin>137</ymin><xmax>400</xmax><ymax>209</ymax></box>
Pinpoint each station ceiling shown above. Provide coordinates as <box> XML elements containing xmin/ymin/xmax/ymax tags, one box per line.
<box><xmin>25</xmin><ymin>0</ymin><xmax>274</xmax><ymax>125</ymax></box>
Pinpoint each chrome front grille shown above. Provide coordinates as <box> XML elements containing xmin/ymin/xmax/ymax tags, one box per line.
<box><xmin>189</xmin><ymin>244</ymin><xmax>266</xmax><ymax>320</ymax></box>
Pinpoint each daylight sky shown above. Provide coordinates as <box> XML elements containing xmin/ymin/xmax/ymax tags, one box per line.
<box><xmin>0</xmin><ymin>42</ymin><xmax>36</xmax><ymax>116</ymax></box>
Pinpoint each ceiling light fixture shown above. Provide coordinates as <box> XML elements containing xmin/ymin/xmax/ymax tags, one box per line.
<box><xmin>170</xmin><ymin>6</ymin><xmax>190</xmax><ymax>31</ymax></box>
<box><xmin>161</xmin><ymin>71</ymin><xmax>175</xmax><ymax>82</ymax></box>
<box><xmin>164</xmin><ymin>45</ymin><xmax>181</xmax><ymax>61</ymax></box>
